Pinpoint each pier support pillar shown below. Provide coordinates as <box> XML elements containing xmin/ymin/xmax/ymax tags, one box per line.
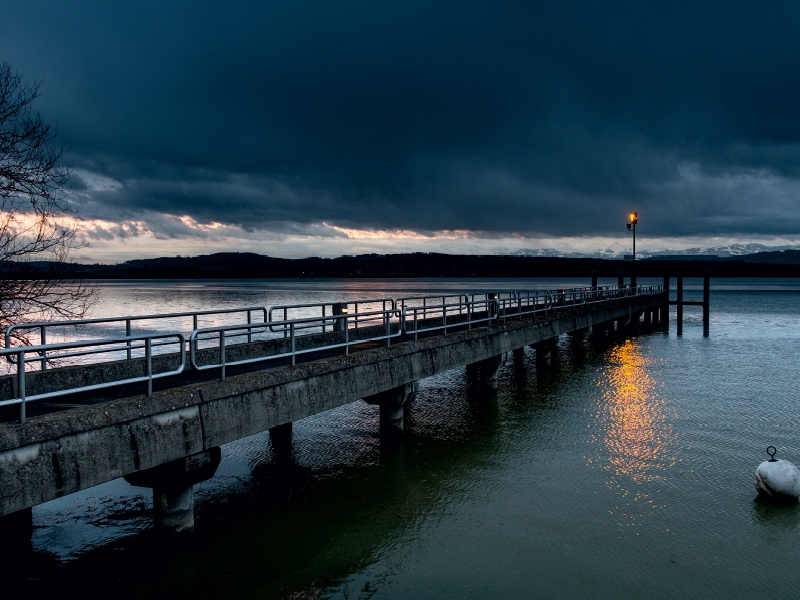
<box><xmin>591</xmin><ymin>321</ymin><xmax>609</xmax><ymax>339</ymax></box>
<box><xmin>643</xmin><ymin>310</ymin><xmax>651</xmax><ymax>326</ymax></box>
<box><xmin>568</xmin><ymin>328</ymin><xmax>588</xmax><ymax>350</ymax></box>
<box><xmin>531</xmin><ymin>338</ymin><xmax>558</xmax><ymax>368</ymax></box>
<box><xmin>467</xmin><ymin>354</ymin><xmax>504</xmax><ymax>391</ymax></box>
<box><xmin>568</xmin><ymin>327</ymin><xmax>589</xmax><ymax>341</ymax></box>
<box><xmin>364</xmin><ymin>382</ymin><xmax>418</xmax><ymax>437</ymax></box>
<box><xmin>270</xmin><ymin>422</ymin><xmax>292</xmax><ymax>445</ymax></box>
<box><xmin>677</xmin><ymin>272</ymin><xmax>684</xmax><ymax>335</ymax></box>
<box><xmin>125</xmin><ymin>447</ymin><xmax>221</xmax><ymax>534</ymax></box>
<box><xmin>703</xmin><ymin>271</ymin><xmax>710</xmax><ymax>323</ymax></box>
<box><xmin>0</xmin><ymin>507</ymin><xmax>32</xmax><ymax>557</ymax></box>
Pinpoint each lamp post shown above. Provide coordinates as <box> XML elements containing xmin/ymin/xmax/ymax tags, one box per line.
<box><xmin>626</xmin><ymin>212</ymin><xmax>638</xmax><ymax>287</ymax></box>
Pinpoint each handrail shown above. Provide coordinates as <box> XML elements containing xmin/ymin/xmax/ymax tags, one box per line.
<box><xmin>267</xmin><ymin>298</ymin><xmax>395</xmax><ymax>335</ymax></box>
<box><xmin>401</xmin><ymin>299</ymin><xmax>498</xmax><ymax>340</ymax></box>
<box><xmin>4</xmin><ymin>306</ymin><xmax>267</xmax><ymax>368</ymax></box>
<box><xmin>0</xmin><ymin>332</ymin><xmax>186</xmax><ymax>423</ymax></box>
<box><xmin>0</xmin><ymin>284</ymin><xmax>665</xmax><ymax>422</ymax></box>
<box><xmin>191</xmin><ymin>308</ymin><xmax>402</xmax><ymax>380</ymax></box>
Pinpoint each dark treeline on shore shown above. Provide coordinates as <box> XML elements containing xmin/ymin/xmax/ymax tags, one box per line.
<box><xmin>5</xmin><ymin>251</ymin><xmax>798</xmax><ymax>279</ymax></box>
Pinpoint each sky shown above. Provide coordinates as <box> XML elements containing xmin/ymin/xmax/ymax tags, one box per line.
<box><xmin>3</xmin><ymin>1</ymin><xmax>800</xmax><ymax>262</ymax></box>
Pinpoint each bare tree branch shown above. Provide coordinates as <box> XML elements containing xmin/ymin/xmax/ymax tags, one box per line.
<box><xmin>0</xmin><ymin>62</ymin><xmax>96</xmax><ymax>350</ymax></box>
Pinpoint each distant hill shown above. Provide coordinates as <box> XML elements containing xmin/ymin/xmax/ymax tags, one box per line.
<box><xmin>739</xmin><ymin>249</ymin><xmax>800</xmax><ymax>264</ymax></box>
<box><xmin>6</xmin><ymin>250</ymin><xmax>800</xmax><ymax>279</ymax></box>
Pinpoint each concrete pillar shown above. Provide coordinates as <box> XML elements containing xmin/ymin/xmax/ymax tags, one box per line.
<box><xmin>677</xmin><ymin>271</ymin><xmax>684</xmax><ymax>335</ymax></box>
<box><xmin>468</xmin><ymin>354</ymin><xmax>504</xmax><ymax>390</ymax></box>
<box><xmin>332</xmin><ymin>302</ymin><xmax>348</xmax><ymax>332</ymax></box>
<box><xmin>0</xmin><ymin>507</ymin><xmax>32</xmax><ymax>557</ymax></box>
<box><xmin>364</xmin><ymin>382</ymin><xmax>417</xmax><ymax>437</ymax></box>
<box><xmin>270</xmin><ymin>421</ymin><xmax>292</xmax><ymax>443</ymax></box>
<box><xmin>569</xmin><ymin>327</ymin><xmax>589</xmax><ymax>340</ymax></box>
<box><xmin>643</xmin><ymin>310</ymin><xmax>651</xmax><ymax>325</ymax></box>
<box><xmin>124</xmin><ymin>447</ymin><xmax>221</xmax><ymax>534</ymax></box>
<box><xmin>532</xmin><ymin>338</ymin><xmax>558</xmax><ymax>367</ymax></box>
<box><xmin>591</xmin><ymin>322</ymin><xmax>608</xmax><ymax>339</ymax></box>
<box><xmin>512</xmin><ymin>347</ymin><xmax>524</xmax><ymax>362</ymax></box>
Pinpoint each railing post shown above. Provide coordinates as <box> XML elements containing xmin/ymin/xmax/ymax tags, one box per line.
<box><xmin>17</xmin><ymin>351</ymin><xmax>25</xmax><ymax>423</ymax></box>
<box><xmin>443</xmin><ymin>304</ymin><xmax>447</xmax><ymax>334</ymax></box>
<box><xmin>146</xmin><ymin>337</ymin><xmax>153</xmax><ymax>396</ymax></box>
<box><xmin>290</xmin><ymin>323</ymin><xmax>296</xmax><ymax>365</ymax></box>
<box><xmin>126</xmin><ymin>319</ymin><xmax>132</xmax><ymax>360</ymax></box>
<box><xmin>219</xmin><ymin>331</ymin><xmax>226</xmax><ymax>381</ymax></box>
<box><xmin>344</xmin><ymin>316</ymin><xmax>349</xmax><ymax>355</ymax></box>
<box><xmin>40</xmin><ymin>325</ymin><xmax>47</xmax><ymax>371</ymax></box>
<box><xmin>386</xmin><ymin>310</ymin><xmax>391</xmax><ymax>347</ymax></box>
<box><xmin>414</xmin><ymin>310</ymin><xmax>418</xmax><ymax>342</ymax></box>
<box><xmin>247</xmin><ymin>311</ymin><xmax>252</xmax><ymax>343</ymax></box>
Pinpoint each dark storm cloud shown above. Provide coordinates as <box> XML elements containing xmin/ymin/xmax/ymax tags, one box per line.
<box><xmin>3</xmin><ymin>0</ymin><xmax>800</xmax><ymax>239</ymax></box>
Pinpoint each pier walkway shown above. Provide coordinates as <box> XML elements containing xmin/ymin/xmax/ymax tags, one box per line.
<box><xmin>0</xmin><ymin>284</ymin><xmax>665</xmax><ymax>534</ymax></box>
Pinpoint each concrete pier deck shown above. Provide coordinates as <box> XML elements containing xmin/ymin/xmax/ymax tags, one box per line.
<box><xmin>0</xmin><ymin>292</ymin><xmax>662</xmax><ymax>519</ymax></box>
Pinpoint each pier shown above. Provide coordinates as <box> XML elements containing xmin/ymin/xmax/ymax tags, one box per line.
<box><xmin>0</xmin><ymin>284</ymin><xmax>666</xmax><ymax>540</ymax></box>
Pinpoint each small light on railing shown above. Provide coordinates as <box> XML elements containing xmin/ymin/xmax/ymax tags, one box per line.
<box><xmin>340</xmin><ymin>308</ymin><xmax>349</xmax><ymax>314</ymax></box>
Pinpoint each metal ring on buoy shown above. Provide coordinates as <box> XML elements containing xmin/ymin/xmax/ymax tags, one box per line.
<box><xmin>767</xmin><ymin>446</ymin><xmax>778</xmax><ymax>462</ymax></box>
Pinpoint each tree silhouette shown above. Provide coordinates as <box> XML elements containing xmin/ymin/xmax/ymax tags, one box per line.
<box><xmin>0</xmin><ymin>61</ymin><xmax>94</xmax><ymax>348</ymax></box>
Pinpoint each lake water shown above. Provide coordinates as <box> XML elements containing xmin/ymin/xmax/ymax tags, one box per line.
<box><xmin>9</xmin><ymin>278</ymin><xmax>800</xmax><ymax>598</ymax></box>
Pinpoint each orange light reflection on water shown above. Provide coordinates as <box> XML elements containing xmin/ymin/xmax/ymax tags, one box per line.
<box><xmin>587</xmin><ymin>339</ymin><xmax>679</xmax><ymax>526</ymax></box>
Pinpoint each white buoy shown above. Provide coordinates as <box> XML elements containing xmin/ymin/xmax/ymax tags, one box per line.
<box><xmin>754</xmin><ymin>446</ymin><xmax>800</xmax><ymax>499</ymax></box>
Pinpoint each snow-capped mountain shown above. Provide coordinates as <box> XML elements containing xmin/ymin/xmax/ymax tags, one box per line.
<box><xmin>510</xmin><ymin>244</ymin><xmax>800</xmax><ymax>259</ymax></box>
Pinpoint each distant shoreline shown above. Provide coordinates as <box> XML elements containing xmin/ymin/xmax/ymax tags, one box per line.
<box><xmin>6</xmin><ymin>252</ymin><xmax>800</xmax><ymax>279</ymax></box>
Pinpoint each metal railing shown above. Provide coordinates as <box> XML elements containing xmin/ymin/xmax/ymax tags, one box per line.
<box><xmin>267</xmin><ymin>298</ymin><xmax>395</xmax><ymax>336</ymax></box>
<box><xmin>0</xmin><ymin>333</ymin><xmax>186</xmax><ymax>423</ymax></box>
<box><xmin>493</xmin><ymin>285</ymin><xmax>662</xmax><ymax>322</ymax></box>
<box><xmin>4</xmin><ymin>307</ymin><xmax>266</xmax><ymax>369</ymax></box>
<box><xmin>191</xmin><ymin>308</ymin><xmax>402</xmax><ymax>380</ymax></box>
<box><xmin>0</xmin><ymin>284</ymin><xmax>665</xmax><ymax>421</ymax></box>
<box><xmin>401</xmin><ymin>298</ymin><xmax>498</xmax><ymax>340</ymax></box>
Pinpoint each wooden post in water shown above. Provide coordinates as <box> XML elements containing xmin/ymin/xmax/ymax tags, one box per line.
<box><xmin>676</xmin><ymin>271</ymin><xmax>684</xmax><ymax>330</ymax></box>
<box><xmin>703</xmin><ymin>271</ymin><xmax>710</xmax><ymax>323</ymax></box>
<box><xmin>662</xmin><ymin>272</ymin><xmax>670</xmax><ymax>326</ymax></box>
